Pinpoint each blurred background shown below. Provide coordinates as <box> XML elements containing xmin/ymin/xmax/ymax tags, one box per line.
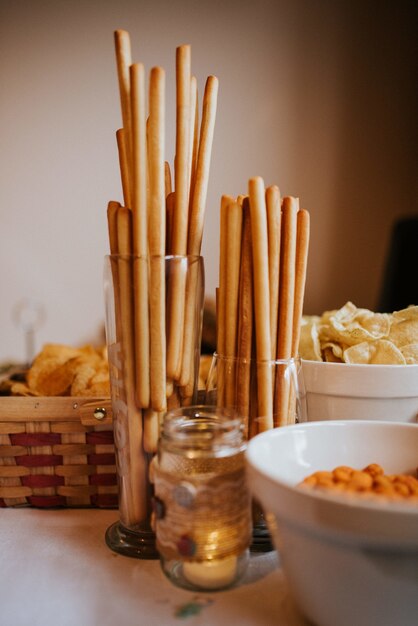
<box><xmin>1</xmin><ymin>0</ymin><xmax>417</xmax><ymax>364</ymax></box>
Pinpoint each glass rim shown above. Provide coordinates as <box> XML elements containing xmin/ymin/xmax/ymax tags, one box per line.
<box><xmin>163</xmin><ymin>404</ymin><xmax>241</xmax><ymax>421</ymax></box>
<box><xmin>105</xmin><ymin>253</ymin><xmax>203</xmax><ymax>261</ymax></box>
<box><xmin>211</xmin><ymin>352</ymin><xmax>301</xmax><ymax>366</ymax></box>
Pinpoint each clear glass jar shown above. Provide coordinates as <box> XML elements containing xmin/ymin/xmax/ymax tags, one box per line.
<box><xmin>152</xmin><ymin>405</ymin><xmax>251</xmax><ymax>591</ymax></box>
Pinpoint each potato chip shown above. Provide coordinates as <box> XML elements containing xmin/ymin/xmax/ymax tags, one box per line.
<box><xmin>70</xmin><ymin>362</ymin><xmax>98</xmax><ymax>396</ymax></box>
<box><xmin>299</xmin><ymin>317</ymin><xmax>322</xmax><ymax>361</ymax></box>
<box><xmin>22</xmin><ymin>342</ymin><xmax>110</xmax><ymax>397</ymax></box>
<box><xmin>388</xmin><ymin>313</ymin><xmax>418</xmax><ymax>348</ymax></box>
<box><xmin>301</xmin><ymin>302</ymin><xmax>418</xmax><ymax>365</ymax></box>
<box><xmin>322</xmin><ymin>342</ymin><xmax>344</xmax><ymax>362</ymax></box>
<box><xmin>322</xmin><ymin>346</ymin><xmax>343</xmax><ymax>363</ymax></box>
<box><xmin>319</xmin><ymin>305</ymin><xmax>390</xmax><ymax>347</ymax></box>
<box><xmin>400</xmin><ymin>343</ymin><xmax>418</xmax><ymax>365</ymax></box>
<box><xmin>392</xmin><ymin>305</ymin><xmax>418</xmax><ymax>321</ymax></box>
<box><xmin>33</xmin><ymin>356</ymin><xmax>85</xmax><ymax>396</ymax></box>
<box><xmin>10</xmin><ymin>382</ymin><xmax>41</xmax><ymax>396</ymax></box>
<box><xmin>343</xmin><ymin>340</ymin><xmax>405</xmax><ymax>365</ymax></box>
<box><xmin>81</xmin><ymin>380</ymin><xmax>111</xmax><ymax>396</ymax></box>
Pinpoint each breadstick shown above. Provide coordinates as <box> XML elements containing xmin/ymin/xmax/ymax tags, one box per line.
<box><xmin>165</xmin><ymin>161</ymin><xmax>172</xmax><ymax>198</ymax></box>
<box><xmin>266</xmin><ymin>185</ymin><xmax>281</xmax><ymax>361</ymax></box>
<box><xmin>172</xmin><ymin>44</ymin><xmax>191</xmax><ymax>254</ymax></box>
<box><xmin>275</xmin><ymin>196</ymin><xmax>298</xmax><ymax>427</ymax></box>
<box><xmin>166</xmin><ymin>191</ymin><xmax>175</xmax><ymax>255</ymax></box>
<box><xmin>224</xmin><ymin>200</ymin><xmax>243</xmax><ymax>406</ymax></box>
<box><xmin>292</xmin><ymin>208</ymin><xmax>310</xmax><ymax>357</ymax></box>
<box><xmin>106</xmin><ymin>201</ymin><xmax>122</xmax><ymax>349</ymax></box>
<box><xmin>130</xmin><ymin>63</ymin><xmax>150</xmax><ymax>409</ymax></box>
<box><xmin>107</xmin><ymin>201</ymin><xmax>121</xmax><ymax>255</ymax></box>
<box><xmin>116</xmin><ymin>129</ymin><xmax>132</xmax><ymax>208</ymax></box>
<box><xmin>143</xmin><ymin>409</ymin><xmax>160</xmax><ymax>454</ymax></box>
<box><xmin>191</xmin><ymin>78</ymin><xmax>200</xmax><ymax>193</ymax></box>
<box><xmin>114</xmin><ymin>30</ymin><xmax>133</xmax><ymax>184</ymax></box>
<box><xmin>236</xmin><ymin>198</ymin><xmax>254</xmax><ymax>436</ymax></box>
<box><xmin>248</xmin><ymin>177</ymin><xmax>273</xmax><ymax>431</ymax></box>
<box><xmin>180</xmin><ymin>75</ymin><xmax>218</xmax><ymax>388</ymax></box>
<box><xmin>148</xmin><ymin>66</ymin><xmax>166</xmax><ymax>412</ymax></box>
<box><xmin>217</xmin><ymin>194</ymin><xmax>234</xmax><ymax>357</ymax></box>
<box><xmin>187</xmin><ymin>76</ymin><xmax>197</xmax><ymax>197</ymax></box>
<box><xmin>276</xmin><ymin>196</ymin><xmax>298</xmax><ymax>359</ymax></box>
<box><xmin>187</xmin><ymin>75</ymin><xmax>219</xmax><ymax>256</ymax></box>
<box><xmin>178</xmin><ymin>256</ymin><xmax>203</xmax><ymax>391</ymax></box>
<box><xmin>166</xmin><ymin>45</ymin><xmax>191</xmax><ymax>380</ymax></box>
<box><xmin>116</xmin><ymin>206</ymin><xmax>146</xmax><ymax>523</ymax></box>
<box><xmin>215</xmin><ymin>195</ymin><xmax>234</xmax><ymax>406</ymax></box>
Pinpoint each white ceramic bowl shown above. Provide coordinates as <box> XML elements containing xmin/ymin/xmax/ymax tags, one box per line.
<box><xmin>302</xmin><ymin>360</ymin><xmax>418</xmax><ymax>423</ymax></box>
<box><xmin>246</xmin><ymin>420</ymin><xmax>418</xmax><ymax>626</ymax></box>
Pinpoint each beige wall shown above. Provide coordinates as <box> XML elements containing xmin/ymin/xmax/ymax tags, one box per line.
<box><xmin>1</xmin><ymin>0</ymin><xmax>416</xmax><ymax>362</ymax></box>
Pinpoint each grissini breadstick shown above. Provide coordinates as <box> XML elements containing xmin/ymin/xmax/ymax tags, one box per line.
<box><xmin>275</xmin><ymin>196</ymin><xmax>298</xmax><ymax>427</ymax></box>
<box><xmin>191</xmin><ymin>78</ymin><xmax>200</xmax><ymax>195</ymax></box>
<box><xmin>116</xmin><ymin>206</ymin><xmax>147</xmax><ymax>524</ymax></box>
<box><xmin>285</xmin><ymin>208</ymin><xmax>310</xmax><ymax>426</ymax></box>
<box><xmin>276</xmin><ymin>196</ymin><xmax>298</xmax><ymax>359</ymax></box>
<box><xmin>130</xmin><ymin>64</ymin><xmax>148</xmax><ymax>256</ymax></box>
<box><xmin>179</xmin><ymin>75</ymin><xmax>218</xmax><ymax>388</ymax></box>
<box><xmin>291</xmin><ymin>208</ymin><xmax>310</xmax><ymax>357</ymax></box>
<box><xmin>224</xmin><ymin>200</ymin><xmax>243</xmax><ymax>407</ymax></box>
<box><xmin>165</xmin><ymin>161</ymin><xmax>172</xmax><ymax>198</ymax></box>
<box><xmin>106</xmin><ymin>202</ymin><xmax>127</xmax><ymax>420</ymax></box>
<box><xmin>187</xmin><ymin>75</ymin><xmax>219</xmax><ymax>256</ymax></box>
<box><xmin>130</xmin><ymin>63</ymin><xmax>150</xmax><ymax>409</ymax></box>
<box><xmin>143</xmin><ymin>409</ymin><xmax>160</xmax><ymax>454</ymax></box>
<box><xmin>236</xmin><ymin>197</ymin><xmax>254</xmax><ymax>436</ymax></box>
<box><xmin>107</xmin><ymin>200</ymin><xmax>121</xmax><ymax>255</ymax></box>
<box><xmin>106</xmin><ymin>201</ymin><xmax>122</xmax><ymax>348</ymax></box>
<box><xmin>172</xmin><ymin>44</ymin><xmax>191</xmax><ymax>254</ymax></box>
<box><xmin>148</xmin><ymin>66</ymin><xmax>166</xmax><ymax>412</ymax></box>
<box><xmin>116</xmin><ymin>129</ymin><xmax>132</xmax><ymax>208</ymax></box>
<box><xmin>216</xmin><ymin>194</ymin><xmax>234</xmax><ymax>406</ymax></box>
<box><xmin>165</xmin><ymin>191</ymin><xmax>175</xmax><ymax>256</ymax></box>
<box><xmin>266</xmin><ymin>185</ymin><xmax>281</xmax><ymax>361</ymax></box>
<box><xmin>166</xmin><ymin>45</ymin><xmax>191</xmax><ymax>380</ymax></box>
<box><xmin>114</xmin><ymin>30</ymin><xmax>133</xmax><ymax>188</ymax></box>
<box><xmin>248</xmin><ymin>176</ymin><xmax>273</xmax><ymax>431</ymax></box>
<box><xmin>117</xmin><ymin>206</ymin><xmax>133</xmax><ymax>255</ymax></box>
<box><xmin>187</xmin><ymin>76</ymin><xmax>197</xmax><ymax>198</ymax></box>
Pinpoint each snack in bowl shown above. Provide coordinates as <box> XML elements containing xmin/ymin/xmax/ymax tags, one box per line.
<box><xmin>245</xmin><ymin>420</ymin><xmax>418</xmax><ymax>626</ymax></box>
<box><xmin>2</xmin><ymin>343</ymin><xmax>110</xmax><ymax>397</ymax></box>
<box><xmin>299</xmin><ymin>463</ymin><xmax>418</xmax><ymax>501</ymax></box>
<box><xmin>299</xmin><ymin>303</ymin><xmax>418</xmax><ymax>423</ymax></box>
<box><xmin>300</xmin><ymin>301</ymin><xmax>418</xmax><ymax>364</ymax></box>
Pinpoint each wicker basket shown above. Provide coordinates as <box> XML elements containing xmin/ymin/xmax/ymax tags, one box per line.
<box><xmin>0</xmin><ymin>396</ymin><xmax>117</xmax><ymax>508</ymax></box>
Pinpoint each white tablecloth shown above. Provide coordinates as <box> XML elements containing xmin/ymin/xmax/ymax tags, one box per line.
<box><xmin>0</xmin><ymin>509</ymin><xmax>307</xmax><ymax>626</ymax></box>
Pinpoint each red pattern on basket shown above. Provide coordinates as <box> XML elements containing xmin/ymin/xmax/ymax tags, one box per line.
<box><xmin>87</xmin><ymin>453</ymin><xmax>115</xmax><ymax>465</ymax></box>
<box><xmin>22</xmin><ymin>475</ymin><xmax>64</xmax><ymax>488</ymax></box>
<box><xmin>9</xmin><ymin>433</ymin><xmax>62</xmax><ymax>446</ymax></box>
<box><xmin>16</xmin><ymin>455</ymin><xmax>63</xmax><ymax>467</ymax></box>
<box><xmin>0</xmin><ymin>416</ymin><xmax>118</xmax><ymax>509</ymax></box>
<box><xmin>85</xmin><ymin>431</ymin><xmax>114</xmax><ymax>445</ymax></box>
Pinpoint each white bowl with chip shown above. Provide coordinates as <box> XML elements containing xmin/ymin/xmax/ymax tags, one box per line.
<box><xmin>246</xmin><ymin>420</ymin><xmax>418</xmax><ymax>626</ymax></box>
<box><xmin>302</xmin><ymin>360</ymin><xmax>418</xmax><ymax>423</ymax></box>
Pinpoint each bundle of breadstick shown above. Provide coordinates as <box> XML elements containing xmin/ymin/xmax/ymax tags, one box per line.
<box><xmin>106</xmin><ymin>30</ymin><xmax>218</xmax><ymax>452</ymax></box>
<box><xmin>215</xmin><ymin>176</ymin><xmax>310</xmax><ymax>437</ymax></box>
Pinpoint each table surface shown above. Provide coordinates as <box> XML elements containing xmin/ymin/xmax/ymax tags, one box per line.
<box><xmin>0</xmin><ymin>509</ymin><xmax>308</xmax><ymax>626</ymax></box>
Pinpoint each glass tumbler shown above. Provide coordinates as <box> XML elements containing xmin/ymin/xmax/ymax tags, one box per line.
<box><xmin>103</xmin><ymin>254</ymin><xmax>204</xmax><ymax>558</ymax></box>
<box><xmin>206</xmin><ymin>353</ymin><xmax>307</xmax><ymax>551</ymax></box>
